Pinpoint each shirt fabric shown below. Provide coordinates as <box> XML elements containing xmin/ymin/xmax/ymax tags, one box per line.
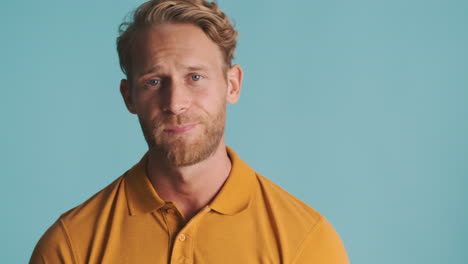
<box><xmin>30</xmin><ymin>147</ymin><xmax>349</xmax><ymax>264</ymax></box>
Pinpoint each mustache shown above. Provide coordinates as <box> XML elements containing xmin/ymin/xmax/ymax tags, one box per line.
<box><xmin>154</xmin><ymin>114</ymin><xmax>202</xmax><ymax>128</ymax></box>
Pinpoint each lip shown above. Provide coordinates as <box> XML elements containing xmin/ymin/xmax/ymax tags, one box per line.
<box><xmin>163</xmin><ymin>124</ymin><xmax>197</xmax><ymax>134</ymax></box>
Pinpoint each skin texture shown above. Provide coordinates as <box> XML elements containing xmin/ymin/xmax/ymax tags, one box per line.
<box><xmin>120</xmin><ymin>23</ymin><xmax>243</xmax><ymax>220</ymax></box>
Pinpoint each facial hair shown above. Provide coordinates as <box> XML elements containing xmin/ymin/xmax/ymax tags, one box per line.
<box><xmin>138</xmin><ymin>104</ymin><xmax>226</xmax><ymax>167</ymax></box>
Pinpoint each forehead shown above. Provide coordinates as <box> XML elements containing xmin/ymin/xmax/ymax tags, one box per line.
<box><xmin>131</xmin><ymin>23</ymin><xmax>224</xmax><ymax>74</ymax></box>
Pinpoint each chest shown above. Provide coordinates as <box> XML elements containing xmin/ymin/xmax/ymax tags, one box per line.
<box><xmin>88</xmin><ymin>208</ymin><xmax>283</xmax><ymax>264</ymax></box>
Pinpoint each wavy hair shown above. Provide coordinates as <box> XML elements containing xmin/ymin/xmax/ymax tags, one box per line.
<box><xmin>116</xmin><ymin>0</ymin><xmax>238</xmax><ymax>76</ymax></box>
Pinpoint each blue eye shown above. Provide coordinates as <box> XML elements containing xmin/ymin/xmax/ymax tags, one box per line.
<box><xmin>191</xmin><ymin>74</ymin><xmax>202</xmax><ymax>81</ymax></box>
<box><xmin>147</xmin><ymin>79</ymin><xmax>160</xmax><ymax>86</ymax></box>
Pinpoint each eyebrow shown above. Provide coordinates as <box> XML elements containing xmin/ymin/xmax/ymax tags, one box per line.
<box><xmin>142</xmin><ymin>65</ymin><xmax>162</xmax><ymax>75</ymax></box>
<box><xmin>142</xmin><ymin>64</ymin><xmax>210</xmax><ymax>76</ymax></box>
<box><xmin>185</xmin><ymin>65</ymin><xmax>209</xmax><ymax>72</ymax></box>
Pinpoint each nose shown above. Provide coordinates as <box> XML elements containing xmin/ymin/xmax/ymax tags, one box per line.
<box><xmin>161</xmin><ymin>79</ymin><xmax>191</xmax><ymax>115</ymax></box>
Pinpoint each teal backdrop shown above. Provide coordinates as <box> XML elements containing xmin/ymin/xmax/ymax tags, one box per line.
<box><xmin>1</xmin><ymin>0</ymin><xmax>467</xmax><ymax>263</ymax></box>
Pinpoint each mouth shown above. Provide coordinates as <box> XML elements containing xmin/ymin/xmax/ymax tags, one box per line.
<box><xmin>163</xmin><ymin>124</ymin><xmax>197</xmax><ymax>135</ymax></box>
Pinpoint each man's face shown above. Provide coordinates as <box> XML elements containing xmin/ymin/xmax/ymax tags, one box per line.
<box><xmin>121</xmin><ymin>23</ymin><xmax>241</xmax><ymax>167</ymax></box>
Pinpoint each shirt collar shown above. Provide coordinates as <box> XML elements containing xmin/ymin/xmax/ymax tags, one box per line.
<box><xmin>124</xmin><ymin>146</ymin><xmax>256</xmax><ymax>216</ymax></box>
<box><xmin>209</xmin><ymin>147</ymin><xmax>256</xmax><ymax>215</ymax></box>
<box><xmin>125</xmin><ymin>153</ymin><xmax>166</xmax><ymax>216</ymax></box>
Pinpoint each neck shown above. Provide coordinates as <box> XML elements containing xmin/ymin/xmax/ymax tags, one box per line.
<box><xmin>146</xmin><ymin>139</ymin><xmax>232</xmax><ymax>221</ymax></box>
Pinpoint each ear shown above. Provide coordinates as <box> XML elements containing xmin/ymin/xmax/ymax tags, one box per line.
<box><xmin>120</xmin><ymin>79</ymin><xmax>137</xmax><ymax>114</ymax></box>
<box><xmin>226</xmin><ymin>64</ymin><xmax>243</xmax><ymax>104</ymax></box>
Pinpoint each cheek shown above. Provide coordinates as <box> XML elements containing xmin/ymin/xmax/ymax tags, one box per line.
<box><xmin>134</xmin><ymin>91</ymin><xmax>160</xmax><ymax>115</ymax></box>
<box><xmin>193</xmin><ymin>89</ymin><xmax>226</xmax><ymax>115</ymax></box>
<box><xmin>203</xmin><ymin>79</ymin><xmax>228</xmax><ymax>102</ymax></box>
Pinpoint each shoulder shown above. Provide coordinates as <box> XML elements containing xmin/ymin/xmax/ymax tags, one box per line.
<box><xmin>291</xmin><ymin>215</ymin><xmax>350</xmax><ymax>264</ymax></box>
<box><xmin>253</xmin><ymin>174</ymin><xmax>349</xmax><ymax>263</ymax></box>
<box><xmin>60</xmin><ymin>175</ymin><xmax>126</xmax><ymax>224</ymax></box>
<box><xmin>30</xmin><ymin>218</ymin><xmax>76</xmax><ymax>264</ymax></box>
<box><xmin>30</xmin><ymin>175</ymin><xmax>126</xmax><ymax>264</ymax></box>
<box><xmin>254</xmin><ymin>173</ymin><xmax>323</xmax><ymax>224</ymax></box>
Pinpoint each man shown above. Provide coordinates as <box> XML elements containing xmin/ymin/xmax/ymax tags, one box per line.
<box><xmin>30</xmin><ymin>0</ymin><xmax>349</xmax><ymax>263</ymax></box>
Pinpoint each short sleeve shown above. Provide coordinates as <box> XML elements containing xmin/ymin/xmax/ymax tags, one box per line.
<box><xmin>292</xmin><ymin>216</ymin><xmax>350</xmax><ymax>264</ymax></box>
<box><xmin>30</xmin><ymin>218</ymin><xmax>77</xmax><ymax>264</ymax></box>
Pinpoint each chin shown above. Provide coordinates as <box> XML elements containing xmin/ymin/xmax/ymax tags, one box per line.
<box><xmin>154</xmin><ymin>135</ymin><xmax>222</xmax><ymax>167</ymax></box>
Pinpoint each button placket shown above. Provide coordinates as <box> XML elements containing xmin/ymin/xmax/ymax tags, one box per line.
<box><xmin>161</xmin><ymin>204</ymin><xmax>185</xmax><ymax>253</ymax></box>
<box><xmin>171</xmin><ymin>232</ymin><xmax>192</xmax><ymax>263</ymax></box>
<box><xmin>178</xmin><ymin>233</ymin><xmax>186</xmax><ymax>241</ymax></box>
<box><xmin>169</xmin><ymin>206</ymin><xmax>211</xmax><ymax>264</ymax></box>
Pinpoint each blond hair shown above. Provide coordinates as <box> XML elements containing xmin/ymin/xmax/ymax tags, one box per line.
<box><xmin>116</xmin><ymin>0</ymin><xmax>238</xmax><ymax>76</ymax></box>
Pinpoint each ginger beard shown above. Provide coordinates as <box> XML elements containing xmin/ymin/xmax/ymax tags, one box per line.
<box><xmin>139</xmin><ymin>103</ymin><xmax>226</xmax><ymax>167</ymax></box>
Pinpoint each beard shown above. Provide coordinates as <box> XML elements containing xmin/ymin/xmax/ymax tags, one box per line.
<box><xmin>138</xmin><ymin>104</ymin><xmax>226</xmax><ymax>167</ymax></box>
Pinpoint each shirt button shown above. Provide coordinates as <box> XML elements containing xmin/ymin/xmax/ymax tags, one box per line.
<box><xmin>179</xmin><ymin>234</ymin><xmax>186</xmax><ymax>241</ymax></box>
<box><xmin>166</xmin><ymin>208</ymin><xmax>175</xmax><ymax>214</ymax></box>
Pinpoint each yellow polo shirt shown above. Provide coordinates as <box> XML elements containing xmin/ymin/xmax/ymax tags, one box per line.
<box><xmin>31</xmin><ymin>147</ymin><xmax>349</xmax><ymax>263</ymax></box>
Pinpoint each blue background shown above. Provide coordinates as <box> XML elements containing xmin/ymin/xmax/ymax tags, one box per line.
<box><xmin>1</xmin><ymin>0</ymin><xmax>467</xmax><ymax>263</ymax></box>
